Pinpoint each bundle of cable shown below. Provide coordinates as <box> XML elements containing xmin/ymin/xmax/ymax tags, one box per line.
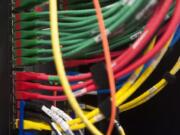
<box><xmin>14</xmin><ymin>0</ymin><xmax>180</xmax><ymax>135</ymax></box>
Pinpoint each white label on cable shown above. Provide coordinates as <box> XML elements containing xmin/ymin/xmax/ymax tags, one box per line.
<box><xmin>94</xmin><ymin>114</ymin><xmax>104</xmax><ymax>122</ymax></box>
<box><xmin>136</xmin><ymin>0</ymin><xmax>157</xmax><ymax>20</ymax></box>
<box><xmin>149</xmin><ymin>86</ymin><xmax>157</xmax><ymax>94</ymax></box>
<box><xmin>130</xmin><ymin>31</ymin><xmax>143</xmax><ymax>40</ymax></box>
<box><xmin>127</xmin><ymin>0</ymin><xmax>136</xmax><ymax>6</ymax></box>
<box><xmin>132</xmin><ymin>30</ymin><xmax>149</xmax><ymax>49</ymax></box>
<box><xmin>129</xmin><ymin>73</ymin><xmax>138</xmax><ymax>84</ymax></box>
<box><xmin>94</xmin><ymin>29</ymin><xmax>111</xmax><ymax>43</ymax></box>
<box><xmin>73</xmin><ymin>88</ymin><xmax>86</xmax><ymax>96</ymax></box>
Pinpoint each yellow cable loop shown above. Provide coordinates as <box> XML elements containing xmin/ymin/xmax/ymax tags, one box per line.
<box><xmin>120</xmin><ymin>56</ymin><xmax>180</xmax><ymax>112</ymax></box>
<box><xmin>68</xmin><ymin>36</ymin><xmax>157</xmax><ymax>126</ymax></box>
<box><xmin>117</xmin><ymin>35</ymin><xmax>173</xmax><ymax>106</ymax></box>
<box><xmin>48</xmin><ymin>0</ymin><xmax>103</xmax><ymax>134</ymax></box>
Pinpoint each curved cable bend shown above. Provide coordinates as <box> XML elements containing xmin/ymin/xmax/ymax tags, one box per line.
<box><xmin>93</xmin><ymin>0</ymin><xmax>116</xmax><ymax>135</ymax></box>
<box><xmin>49</xmin><ymin>0</ymin><xmax>103</xmax><ymax>135</ymax></box>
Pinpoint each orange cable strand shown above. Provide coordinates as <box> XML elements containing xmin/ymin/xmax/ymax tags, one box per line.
<box><xmin>93</xmin><ymin>0</ymin><xmax>116</xmax><ymax>135</ymax></box>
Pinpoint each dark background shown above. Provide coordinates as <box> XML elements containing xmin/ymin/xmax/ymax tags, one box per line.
<box><xmin>0</xmin><ymin>0</ymin><xmax>179</xmax><ymax>135</ymax></box>
<box><xmin>0</xmin><ymin>0</ymin><xmax>13</xmax><ymax>135</ymax></box>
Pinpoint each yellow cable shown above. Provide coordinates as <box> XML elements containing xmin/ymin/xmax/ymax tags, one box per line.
<box><xmin>49</xmin><ymin>0</ymin><xmax>102</xmax><ymax>134</ymax></box>
<box><xmin>115</xmin><ymin>37</ymin><xmax>156</xmax><ymax>100</ymax></box>
<box><xmin>120</xmin><ymin>56</ymin><xmax>180</xmax><ymax>112</ymax></box>
<box><xmin>116</xmin><ymin>36</ymin><xmax>172</xmax><ymax>106</ymax></box>
<box><xmin>119</xmin><ymin>126</ymin><xmax>126</xmax><ymax>135</ymax></box>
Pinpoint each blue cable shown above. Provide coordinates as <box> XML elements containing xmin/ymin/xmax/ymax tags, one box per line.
<box><xmin>19</xmin><ymin>101</ymin><xmax>25</xmax><ymax>135</ymax></box>
<box><xmin>19</xmin><ymin>101</ymin><xmax>37</xmax><ymax>135</ymax></box>
<box><xmin>97</xmin><ymin>64</ymin><xmax>148</xmax><ymax>95</ymax></box>
<box><xmin>170</xmin><ymin>25</ymin><xmax>180</xmax><ymax>47</ymax></box>
<box><xmin>24</xmin><ymin>132</ymin><xmax>37</xmax><ymax>135</ymax></box>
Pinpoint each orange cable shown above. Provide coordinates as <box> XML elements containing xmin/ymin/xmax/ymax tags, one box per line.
<box><xmin>93</xmin><ymin>0</ymin><xmax>116</xmax><ymax>135</ymax></box>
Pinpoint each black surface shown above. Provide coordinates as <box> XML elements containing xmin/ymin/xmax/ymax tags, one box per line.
<box><xmin>121</xmin><ymin>72</ymin><xmax>180</xmax><ymax>135</ymax></box>
<box><xmin>90</xmin><ymin>62</ymin><xmax>109</xmax><ymax>89</ymax></box>
<box><xmin>120</xmin><ymin>42</ymin><xmax>180</xmax><ymax>135</ymax></box>
<box><xmin>0</xmin><ymin>0</ymin><xmax>13</xmax><ymax>135</ymax></box>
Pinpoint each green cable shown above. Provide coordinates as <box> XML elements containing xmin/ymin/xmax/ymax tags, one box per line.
<box><xmin>14</xmin><ymin>0</ymin><xmax>156</xmax><ymax>65</ymax></box>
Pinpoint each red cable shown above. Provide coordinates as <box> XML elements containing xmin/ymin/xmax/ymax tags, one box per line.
<box><xmin>112</xmin><ymin>0</ymin><xmax>172</xmax><ymax>72</ymax></box>
<box><xmin>115</xmin><ymin>0</ymin><xmax>180</xmax><ymax>79</ymax></box>
<box><xmin>64</xmin><ymin>50</ymin><xmax>124</xmax><ymax>67</ymax></box>
<box><xmin>16</xmin><ymin>80</ymin><xmax>94</xmax><ymax>92</ymax></box>
<box><xmin>16</xmin><ymin>84</ymin><xmax>96</xmax><ymax>101</ymax></box>
<box><xmin>15</xmin><ymin>72</ymin><xmax>91</xmax><ymax>82</ymax></box>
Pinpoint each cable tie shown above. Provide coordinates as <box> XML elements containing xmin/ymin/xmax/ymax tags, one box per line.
<box><xmin>90</xmin><ymin>62</ymin><xmax>109</xmax><ymax>89</ymax></box>
<box><xmin>73</xmin><ymin>88</ymin><xmax>87</xmax><ymax>96</ymax></box>
<box><xmin>98</xmin><ymin>97</ymin><xmax>119</xmax><ymax>120</ymax></box>
<box><xmin>163</xmin><ymin>72</ymin><xmax>176</xmax><ymax>84</ymax></box>
<box><xmin>132</xmin><ymin>30</ymin><xmax>149</xmax><ymax>49</ymax></box>
<box><xmin>94</xmin><ymin>29</ymin><xmax>111</xmax><ymax>43</ymax></box>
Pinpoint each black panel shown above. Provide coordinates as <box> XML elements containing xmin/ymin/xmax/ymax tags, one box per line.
<box><xmin>0</xmin><ymin>0</ymin><xmax>13</xmax><ymax>134</ymax></box>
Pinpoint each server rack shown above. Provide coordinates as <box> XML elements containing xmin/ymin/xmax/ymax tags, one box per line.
<box><xmin>0</xmin><ymin>1</ymin><xmax>179</xmax><ymax>135</ymax></box>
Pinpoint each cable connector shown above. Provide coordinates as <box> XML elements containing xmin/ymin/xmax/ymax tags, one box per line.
<box><xmin>15</xmin><ymin>72</ymin><xmax>48</xmax><ymax>81</ymax></box>
<box><xmin>16</xmin><ymin>81</ymin><xmax>41</xmax><ymax>91</ymax></box>
<box><xmin>16</xmin><ymin>91</ymin><xmax>39</xmax><ymax>100</ymax></box>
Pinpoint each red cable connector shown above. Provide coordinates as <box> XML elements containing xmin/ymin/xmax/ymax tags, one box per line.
<box><xmin>16</xmin><ymin>91</ymin><xmax>38</xmax><ymax>100</ymax></box>
<box><xmin>15</xmin><ymin>72</ymin><xmax>48</xmax><ymax>81</ymax></box>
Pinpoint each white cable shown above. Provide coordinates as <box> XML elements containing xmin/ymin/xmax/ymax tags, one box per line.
<box><xmin>51</xmin><ymin>122</ymin><xmax>63</xmax><ymax>135</ymax></box>
<box><xmin>51</xmin><ymin>106</ymin><xmax>84</xmax><ymax>135</ymax></box>
<box><xmin>51</xmin><ymin>106</ymin><xmax>72</xmax><ymax>121</ymax></box>
<box><xmin>42</xmin><ymin>105</ymin><xmax>74</xmax><ymax>135</ymax></box>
